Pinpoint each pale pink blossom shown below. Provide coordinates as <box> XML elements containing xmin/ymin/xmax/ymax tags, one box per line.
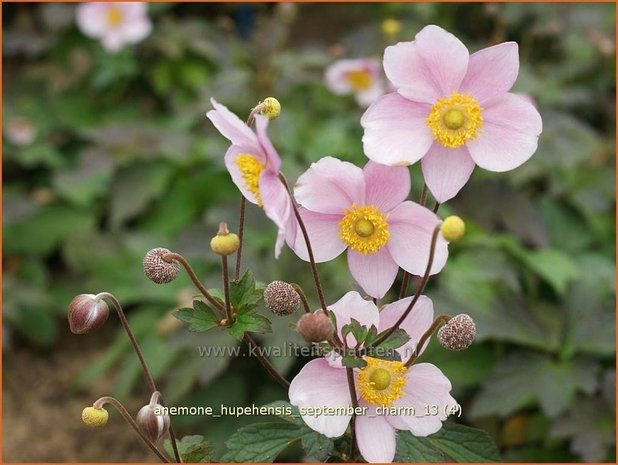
<box><xmin>290</xmin><ymin>157</ymin><xmax>448</xmax><ymax>298</ymax></box>
<box><xmin>289</xmin><ymin>291</ymin><xmax>456</xmax><ymax>463</ymax></box>
<box><xmin>362</xmin><ymin>25</ymin><xmax>543</xmax><ymax>203</ymax></box>
<box><xmin>325</xmin><ymin>58</ymin><xmax>386</xmax><ymax>107</ymax></box>
<box><xmin>76</xmin><ymin>2</ymin><xmax>152</xmax><ymax>53</ymax></box>
<box><xmin>206</xmin><ymin>99</ymin><xmax>296</xmax><ymax>258</ymax></box>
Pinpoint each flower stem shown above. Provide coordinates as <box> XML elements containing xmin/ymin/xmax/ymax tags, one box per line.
<box><xmin>95</xmin><ymin>293</ymin><xmax>182</xmax><ymax>463</ymax></box>
<box><xmin>242</xmin><ymin>333</ymin><xmax>290</xmax><ymax>389</ymax></box>
<box><xmin>93</xmin><ymin>396</ymin><xmax>170</xmax><ymax>463</ymax></box>
<box><xmin>433</xmin><ymin>201</ymin><xmax>440</xmax><ymax>213</ymax></box>
<box><xmin>368</xmin><ymin>224</ymin><xmax>442</xmax><ymax>348</ymax></box>
<box><xmin>278</xmin><ymin>174</ymin><xmax>329</xmax><ymax>317</ymax></box>
<box><xmin>221</xmin><ymin>256</ymin><xmax>234</xmax><ymax>322</ymax></box>
<box><xmin>292</xmin><ymin>283</ymin><xmax>311</xmax><ymax>314</ymax></box>
<box><xmin>345</xmin><ymin>366</ymin><xmax>358</xmax><ymax>461</ymax></box>
<box><xmin>235</xmin><ymin>196</ymin><xmax>246</xmax><ymax>280</ymax></box>
<box><xmin>398</xmin><ymin>272</ymin><xmax>410</xmax><ymax>299</ymax></box>
<box><xmin>419</xmin><ymin>182</ymin><xmax>429</xmax><ymax>206</ymax></box>
<box><xmin>162</xmin><ymin>252</ymin><xmax>225</xmax><ymax>314</ymax></box>
<box><xmin>404</xmin><ymin>315</ymin><xmax>451</xmax><ymax>367</ymax></box>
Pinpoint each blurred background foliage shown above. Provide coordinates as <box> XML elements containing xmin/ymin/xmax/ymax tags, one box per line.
<box><xmin>3</xmin><ymin>2</ymin><xmax>616</xmax><ymax>462</ymax></box>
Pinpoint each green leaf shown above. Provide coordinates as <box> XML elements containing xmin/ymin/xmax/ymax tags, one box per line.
<box><xmin>222</xmin><ymin>422</ymin><xmax>311</xmax><ymax>462</ymax></box>
<box><xmin>341</xmin><ymin>318</ymin><xmax>368</xmax><ymax>346</ymax></box>
<box><xmin>395</xmin><ymin>422</ymin><xmax>501</xmax><ymax>462</ymax></box>
<box><xmin>227</xmin><ymin>311</ymin><xmax>272</xmax><ymax>339</ymax></box>
<box><xmin>173</xmin><ymin>300</ymin><xmax>220</xmax><ymax>332</ymax></box>
<box><xmin>302</xmin><ymin>431</ymin><xmax>335</xmax><ymax>461</ymax></box>
<box><xmin>374</xmin><ymin>328</ymin><xmax>411</xmax><ymax>351</ymax></box>
<box><xmin>518</xmin><ymin>249</ymin><xmax>581</xmax><ymax>295</ymax></box>
<box><xmin>164</xmin><ymin>435</ymin><xmax>214</xmax><ymax>463</ymax></box>
<box><xmin>341</xmin><ymin>354</ymin><xmax>367</xmax><ymax>369</ymax></box>
<box><xmin>230</xmin><ymin>269</ymin><xmax>262</xmax><ymax>311</ymax></box>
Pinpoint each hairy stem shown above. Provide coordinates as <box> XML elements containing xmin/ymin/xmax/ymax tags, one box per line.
<box><xmin>235</xmin><ymin>196</ymin><xmax>246</xmax><ymax>280</ymax></box>
<box><xmin>292</xmin><ymin>283</ymin><xmax>311</xmax><ymax>314</ymax></box>
<box><xmin>405</xmin><ymin>315</ymin><xmax>451</xmax><ymax>367</ymax></box>
<box><xmin>221</xmin><ymin>256</ymin><xmax>234</xmax><ymax>322</ymax></box>
<box><xmin>243</xmin><ymin>333</ymin><xmax>290</xmax><ymax>389</ymax></box>
<box><xmin>345</xmin><ymin>366</ymin><xmax>358</xmax><ymax>461</ymax></box>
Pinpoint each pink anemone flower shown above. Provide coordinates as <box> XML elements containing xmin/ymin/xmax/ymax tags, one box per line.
<box><xmin>76</xmin><ymin>2</ymin><xmax>152</xmax><ymax>53</ymax></box>
<box><xmin>290</xmin><ymin>157</ymin><xmax>448</xmax><ymax>299</ymax></box>
<box><xmin>289</xmin><ymin>291</ymin><xmax>456</xmax><ymax>463</ymax></box>
<box><xmin>361</xmin><ymin>25</ymin><xmax>543</xmax><ymax>203</ymax></box>
<box><xmin>206</xmin><ymin>99</ymin><xmax>296</xmax><ymax>258</ymax></box>
<box><xmin>325</xmin><ymin>58</ymin><xmax>386</xmax><ymax>107</ymax></box>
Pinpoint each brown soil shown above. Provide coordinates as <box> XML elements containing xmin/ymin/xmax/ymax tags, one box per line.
<box><xmin>3</xmin><ymin>325</ymin><xmax>157</xmax><ymax>462</ymax></box>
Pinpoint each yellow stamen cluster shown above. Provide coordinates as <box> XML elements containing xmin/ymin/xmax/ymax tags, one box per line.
<box><xmin>106</xmin><ymin>7</ymin><xmax>124</xmax><ymax>27</ymax></box>
<box><xmin>347</xmin><ymin>70</ymin><xmax>373</xmax><ymax>91</ymax></box>
<box><xmin>236</xmin><ymin>154</ymin><xmax>265</xmax><ymax>207</ymax></box>
<box><xmin>427</xmin><ymin>92</ymin><xmax>483</xmax><ymax>148</ymax></box>
<box><xmin>338</xmin><ymin>205</ymin><xmax>389</xmax><ymax>254</ymax></box>
<box><xmin>82</xmin><ymin>406</ymin><xmax>109</xmax><ymax>428</ymax></box>
<box><xmin>358</xmin><ymin>357</ymin><xmax>407</xmax><ymax>406</ymax></box>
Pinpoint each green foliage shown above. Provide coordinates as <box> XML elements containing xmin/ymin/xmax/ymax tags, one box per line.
<box><xmin>164</xmin><ymin>435</ymin><xmax>215</xmax><ymax>463</ymax></box>
<box><xmin>174</xmin><ymin>300</ymin><xmax>220</xmax><ymax>332</ymax></box>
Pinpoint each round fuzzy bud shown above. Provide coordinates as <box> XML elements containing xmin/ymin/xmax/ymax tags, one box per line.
<box><xmin>297</xmin><ymin>311</ymin><xmax>335</xmax><ymax>343</ymax></box>
<box><xmin>82</xmin><ymin>406</ymin><xmax>109</xmax><ymax>428</ymax></box>
<box><xmin>68</xmin><ymin>294</ymin><xmax>109</xmax><ymax>334</ymax></box>
<box><xmin>143</xmin><ymin>248</ymin><xmax>179</xmax><ymax>284</ymax></box>
<box><xmin>259</xmin><ymin>97</ymin><xmax>281</xmax><ymax>120</ymax></box>
<box><xmin>381</xmin><ymin>18</ymin><xmax>402</xmax><ymax>38</ymax></box>
<box><xmin>438</xmin><ymin>314</ymin><xmax>476</xmax><ymax>351</ymax></box>
<box><xmin>136</xmin><ymin>404</ymin><xmax>170</xmax><ymax>443</ymax></box>
<box><xmin>263</xmin><ymin>281</ymin><xmax>300</xmax><ymax>315</ymax></box>
<box><xmin>210</xmin><ymin>222</ymin><xmax>240</xmax><ymax>256</ymax></box>
<box><xmin>441</xmin><ymin>215</ymin><xmax>465</xmax><ymax>242</ymax></box>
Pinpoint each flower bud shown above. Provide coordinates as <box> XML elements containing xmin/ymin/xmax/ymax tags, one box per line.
<box><xmin>441</xmin><ymin>215</ymin><xmax>465</xmax><ymax>242</ymax></box>
<box><xmin>136</xmin><ymin>404</ymin><xmax>170</xmax><ymax>443</ymax></box>
<box><xmin>264</xmin><ymin>281</ymin><xmax>300</xmax><ymax>315</ymax></box>
<box><xmin>68</xmin><ymin>294</ymin><xmax>109</xmax><ymax>334</ymax></box>
<box><xmin>259</xmin><ymin>97</ymin><xmax>281</xmax><ymax>120</ymax></box>
<box><xmin>143</xmin><ymin>248</ymin><xmax>179</xmax><ymax>284</ymax></box>
<box><xmin>210</xmin><ymin>222</ymin><xmax>240</xmax><ymax>256</ymax></box>
<box><xmin>381</xmin><ymin>19</ymin><xmax>402</xmax><ymax>38</ymax></box>
<box><xmin>438</xmin><ymin>314</ymin><xmax>476</xmax><ymax>351</ymax></box>
<box><xmin>297</xmin><ymin>310</ymin><xmax>335</xmax><ymax>343</ymax></box>
<box><xmin>82</xmin><ymin>406</ymin><xmax>109</xmax><ymax>428</ymax></box>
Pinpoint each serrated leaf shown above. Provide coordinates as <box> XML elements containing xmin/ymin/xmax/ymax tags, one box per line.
<box><xmin>302</xmin><ymin>431</ymin><xmax>334</xmax><ymax>461</ymax></box>
<box><xmin>173</xmin><ymin>300</ymin><xmax>220</xmax><ymax>332</ymax></box>
<box><xmin>374</xmin><ymin>328</ymin><xmax>411</xmax><ymax>351</ymax></box>
<box><xmin>164</xmin><ymin>435</ymin><xmax>214</xmax><ymax>463</ymax></box>
<box><xmin>227</xmin><ymin>311</ymin><xmax>272</xmax><ymax>339</ymax></box>
<box><xmin>230</xmin><ymin>269</ymin><xmax>262</xmax><ymax>311</ymax></box>
<box><xmin>342</xmin><ymin>318</ymin><xmax>368</xmax><ymax>346</ymax></box>
<box><xmin>395</xmin><ymin>422</ymin><xmax>501</xmax><ymax>462</ymax></box>
<box><xmin>341</xmin><ymin>354</ymin><xmax>367</xmax><ymax>369</ymax></box>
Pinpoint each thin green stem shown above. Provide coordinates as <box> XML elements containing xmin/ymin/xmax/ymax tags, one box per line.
<box><xmin>221</xmin><ymin>256</ymin><xmax>234</xmax><ymax>322</ymax></box>
<box><xmin>404</xmin><ymin>315</ymin><xmax>451</xmax><ymax>367</ymax></box>
<box><xmin>345</xmin><ymin>366</ymin><xmax>358</xmax><ymax>461</ymax></box>
<box><xmin>243</xmin><ymin>333</ymin><xmax>290</xmax><ymax>389</ymax></box>
<box><xmin>292</xmin><ymin>283</ymin><xmax>311</xmax><ymax>314</ymax></box>
<box><xmin>235</xmin><ymin>196</ymin><xmax>246</xmax><ymax>280</ymax></box>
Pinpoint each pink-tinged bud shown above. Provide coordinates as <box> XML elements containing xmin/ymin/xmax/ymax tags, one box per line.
<box><xmin>136</xmin><ymin>404</ymin><xmax>170</xmax><ymax>443</ymax></box>
<box><xmin>297</xmin><ymin>310</ymin><xmax>334</xmax><ymax>343</ymax></box>
<box><xmin>438</xmin><ymin>314</ymin><xmax>476</xmax><ymax>351</ymax></box>
<box><xmin>68</xmin><ymin>294</ymin><xmax>109</xmax><ymax>334</ymax></box>
<box><xmin>143</xmin><ymin>248</ymin><xmax>179</xmax><ymax>284</ymax></box>
<box><xmin>263</xmin><ymin>281</ymin><xmax>300</xmax><ymax>315</ymax></box>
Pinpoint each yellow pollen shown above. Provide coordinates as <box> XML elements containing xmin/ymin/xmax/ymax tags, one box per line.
<box><xmin>339</xmin><ymin>205</ymin><xmax>389</xmax><ymax>254</ymax></box>
<box><xmin>236</xmin><ymin>154</ymin><xmax>265</xmax><ymax>207</ymax></box>
<box><xmin>106</xmin><ymin>7</ymin><xmax>124</xmax><ymax>27</ymax></box>
<box><xmin>347</xmin><ymin>70</ymin><xmax>373</xmax><ymax>91</ymax></box>
<box><xmin>358</xmin><ymin>357</ymin><xmax>407</xmax><ymax>406</ymax></box>
<box><xmin>427</xmin><ymin>92</ymin><xmax>483</xmax><ymax>148</ymax></box>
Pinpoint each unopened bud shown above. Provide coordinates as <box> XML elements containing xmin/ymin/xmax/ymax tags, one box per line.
<box><xmin>259</xmin><ymin>97</ymin><xmax>281</xmax><ymax>120</ymax></box>
<box><xmin>381</xmin><ymin>19</ymin><xmax>402</xmax><ymax>38</ymax></box>
<box><xmin>210</xmin><ymin>222</ymin><xmax>240</xmax><ymax>256</ymax></box>
<box><xmin>441</xmin><ymin>215</ymin><xmax>465</xmax><ymax>242</ymax></box>
<box><xmin>264</xmin><ymin>281</ymin><xmax>300</xmax><ymax>315</ymax></box>
<box><xmin>68</xmin><ymin>294</ymin><xmax>109</xmax><ymax>334</ymax></box>
<box><xmin>82</xmin><ymin>406</ymin><xmax>109</xmax><ymax>428</ymax></box>
<box><xmin>297</xmin><ymin>310</ymin><xmax>335</xmax><ymax>343</ymax></box>
<box><xmin>438</xmin><ymin>314</ymin><xmax>476</xmax><ymax>351</ymax></box>
<box><xmin>136</xmin><ymin>404</ymin><xmax>170</xmax><ymax>443</ymax></box>
<box><xmin>143</xmin><ymin>248</ymin><xmax>179</xmax><ymax>284</ymax></box>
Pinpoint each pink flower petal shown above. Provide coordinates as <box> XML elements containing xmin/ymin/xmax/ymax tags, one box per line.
<box><xmin>329</xmin><ymin>291</ymin><xmax>380</xmax><ymax>346</ymax></box>
<box><xmin>223</xmin><ymin>145</ymin><xmax>261</xmax><ymax>205</ymax></box>
<box><xmin>363</xmin><ymin>161</ymin><xmax>411</xmax><ymax>212</ymax></box>
<box><xmin>289</xmin><ymin>358</ymin><xmax>352</xmax><ymax>438</ymax></box>
<box><xmin>356</xmin><ymin>402</ymin><xmax>397</xmax><ymax>463</ymax></box>
<box><xmin>119</xmin><ymin>17</ymin><xmax>152</xmax><ymax>43</ymax></box>
<box><xmin>207</xmin><ymin>99</ymin><xmax>260</xmax><ymax>153</ymax></box>
<box><xmin>384</xmin><ymin>25</ymin><xmax>469</xmax><ymax>104</ymax></box>
<box><xmin>361</xmin><ymin>93</ymin><xmax>433</xmax><ymax>166</ymax></box>
<box><xmin>460</xmin><ymin>42</ymin><xmax>519</xmax><ymax>104</ymax></box>
<box><xmin>467</xmin><ymin>93</ymin><xmax>542</xmax><ymax>172</ymax></box>
<box><xmin>347</xmin><ymin>248</ymin><xmax>399</xmax><ymax>299</ymax></box>
<box><xmin>294</xmin><ymin>157</ymin><xmax>365</xmax><ymax>214</ymax></box>
<box><xmin>387</xmin><ymin>201</ymin><xmax>448</xmax><ymax>276</ymax></box>
<box><xmin>421</xmin><ymin>143</ymin><xmax>476</xmax><ymax>203</ymax></box>
<box><xmin>255</xmin><ymin>114</ymin><xmax>281</xmax><ymax>173</ymax></box>
<box><xmin>325</xmin><ymin>58</ymin><xmax>380</xmax><ymax>95</ymax></box>
<box><xmin>290</xmin><ymin>208</ymin><xmax>346</xmax><ymax>263</ymax></box>
<box><xmin>260</xmin><ymin>172</ymin><xmax>292</xmax><ymax>258</ymax></box>
<box><xmin>378</xmin><ymin>295</ymin><xmax>434</xmax><ymax>360</ymax></box>
<box><xmin>355</xmin><ymin>80</ymin><xmax>386</xmax><ymax>107</ymax></box>
<box><xmin>386</xmin><ymin>363</ymin><xmax>456</xmax><ymax>436</ymax></box>
<box><xmin>76</xmin><ymin>4</ymin><xmax>108</xmax><ymax>37</ymax></box>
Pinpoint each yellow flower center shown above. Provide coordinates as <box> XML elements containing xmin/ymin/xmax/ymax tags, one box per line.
<box><xmin>106</xmin><ymin>7</ymin><xmax>124</xmax><ymax>27</ymax></box>
<box><xmin>347</xmin><ymin>70</ymin><xmax>373</xmax><ymax>91</ymax></box>
<box><xmin>427</xmin><ymin>92</ymin><xmax>483</xmax><ymax>148</ymax></box>
<box><xmin>358</xmin><ymin>357</ymin><xmax>407</xmax><ymax>406</ymax></box>
<box><xmin>236</xmin><ymin>154</ymin><xmax>265</xmax><ymax>207</ymax></box>
<box><xmin>338</xmin><ymin>205</ymin><xmax>389</xmax><ymax>254</ymax></box>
